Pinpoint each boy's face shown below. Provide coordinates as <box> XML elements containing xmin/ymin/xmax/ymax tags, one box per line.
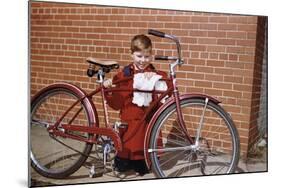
<box><xmin>131</xmin><ymin>49</ymin><xmax>152</xmax><ymax>69</ymax></box>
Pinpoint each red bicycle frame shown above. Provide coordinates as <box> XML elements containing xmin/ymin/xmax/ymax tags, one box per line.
<box><xmin>44</xmin><ymin>29</ymin><xmax>222</xmax><ymax>165</ymax></box>
<box><xmin>45</xmin><ymin>68</ymin><xmax>198</xmax><ymax>153</ymax></box>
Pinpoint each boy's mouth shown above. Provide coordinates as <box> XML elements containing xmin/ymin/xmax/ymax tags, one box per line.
<box><xmin>136</xmin><ymin>62</ymin><xmax>146</xmax><ymax>69</ymax></box>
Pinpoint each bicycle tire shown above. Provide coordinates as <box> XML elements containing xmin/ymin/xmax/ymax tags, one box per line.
<box><xmin>30</xmin><ymin>84</ymin><xmax>95</xmax><ymax>179</ymax></box>
<box><xmin>149</xmin><ymin>98</ymin><xmax>240</xmax><ymax>178</ymax></box>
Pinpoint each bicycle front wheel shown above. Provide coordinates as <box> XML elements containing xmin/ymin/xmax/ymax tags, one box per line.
<box><xmin>30</xmin><ymin>85</ymin><xmax>94</xmax><ymax>179</ymax></box>
<box><xmin>149</xmin><ymin>98</ymin><xmax>240</xmax><ymax>178</ymax></box>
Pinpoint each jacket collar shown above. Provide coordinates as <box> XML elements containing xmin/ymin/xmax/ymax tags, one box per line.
<box><xmin>130</xmin><ymin>63</ymin><xmax>155</xmax><ymax>73</ymax></box>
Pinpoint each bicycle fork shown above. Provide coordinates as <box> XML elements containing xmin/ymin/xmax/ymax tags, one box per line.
<box><xmin>149</xmin><ymin>97</ymin><xmax>209</xmax><ymax>154</ymax></box>
<box><xmin>89</xmin><ymin>142</ymin><xmax>112</xmax><ymax>178</ymax></box>
<box><xmin>195</xmin><ymin>98</ymin><xmax>209</xmax><ymax>148</ymax></box>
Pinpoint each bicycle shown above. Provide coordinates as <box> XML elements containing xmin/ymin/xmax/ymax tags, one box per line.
<box><xmin>30</xmin><ymin>29</ymin><xmax>240</xmax><ymax>179</ymax></box>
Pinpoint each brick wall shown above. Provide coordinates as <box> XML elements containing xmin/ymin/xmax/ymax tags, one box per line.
<box><xmin>30</xmin><ymin>1</ymin><xmax>266</xmax><ymax>156</ymax></box>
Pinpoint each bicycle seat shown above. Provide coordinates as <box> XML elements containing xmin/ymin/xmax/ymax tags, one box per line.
<box><xmin>86</xmin><ymin>57</ymin><xmax>119</xmax><ymax>69</ymax></box>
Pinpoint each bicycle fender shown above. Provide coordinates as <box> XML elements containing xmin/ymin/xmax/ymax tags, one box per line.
<box><xmin>143</xmin><ymin>93</ymin><xmax>221</xmax><ymax>168</ymax></box>
<box><xmin>32</xmin><ymin>82</ymin><xmax>100</xmax><ymax>128</ymax></box>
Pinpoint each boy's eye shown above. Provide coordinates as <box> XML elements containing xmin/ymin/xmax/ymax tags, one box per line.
<box><xmin>137</xmin><ymin>55</ymin><xmax>150</xmax><ymax>59</ymax></box>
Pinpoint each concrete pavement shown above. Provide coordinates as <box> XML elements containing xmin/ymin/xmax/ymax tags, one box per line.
<box><xmin>30</xmin><ymin>149</ymin><xmax>267</xmax><ymax>187</ymax></box>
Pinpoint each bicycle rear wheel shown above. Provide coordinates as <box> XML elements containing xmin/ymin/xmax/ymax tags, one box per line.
<box><xmin>30</xmin><ymin>85</ymin><xmax>94</xmax><ymax>179</ymax></box>
<box><xmin>149</xmin><ymin>98</ymin><xmax>240</xmax><ymax>178</ymax></box>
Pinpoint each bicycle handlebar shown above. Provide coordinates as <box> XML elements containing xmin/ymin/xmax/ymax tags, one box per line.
<box><xmin>154</xmin><ymin>55</ymin><xmax>178</xmax><ymax>61</ymax></box>
<box><xmin>148</xmin><ymin>29</ymin><xmax>166</xmax><ymax>38</ymax></box>
<box><xmin>148</xmin><ymin>29</ymin><xmax>183</xmax><ymax>65</ymax></box>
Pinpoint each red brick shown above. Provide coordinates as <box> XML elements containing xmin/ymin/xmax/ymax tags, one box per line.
<box><xmin>195</xmin><ymin>81</ymin><xmax>212</xmax><ymax>88</ymax></box>
<box><xmin>182</xmin><ymin>23</ymin><xmax>199</xmax><ymax>30</ymax></box>
<box><xmin>247</xmin><ymin>32</ymin><xmax>257</xmax><ymax>40</ymax></box>
<box><xmin>227</xmin><ymin>31</ymin><xmax>247</xmax><ymax>39</ymax></box>
<box><xmin>173</xmin><ymin>16</ymin><xmax>190</xmax><ymax>22</ymax></box>
<box><xmin>189</xmin><ymin>59</ymin><xmax>206</xmax><ymax>66</ymax></box>
<box><xmin>238</xmin><ymin>24</ymin><xmax>257</xmax><ymax>32</ymax></box>
<box><xmin>205</xmin><ymin>74</ymin><xmax>223</xmax><ymax>81</ymax></box>
<box><xmin>191</xmin><ymin>16</ymin><xmax>209</xmax><ymax>23</ymax></box>
<box><xmin>229</xmin><ymin>54</ymin><xmax>238</xmax><ymax>61</ymax></box>
<box><xmin>223</xmin><ymin>90</ymin><xmax>242</xmax><ymax>98</ymax></box>
<box><xmin>226</xmin><ymin>47</ymin><xmax>245</xmax><ymax>54</ymax></box>
<box><xmin>195</xmin><ymin>66</ymin><xmax>214</xmax><ymax>74</ymax></box>
<box><xmin>209</xmin><ymin>16</ymin><xmax>228</xmax><ymax>23</ymax></box>
<box><xmin>189</xmin><ymin>45</ymin><xmax>206</xmax><ymax>51</ymax></box>
<box><xmin>217</xmin><ymin>39</ymin><xmax>236</xmax><ymax>45</ymax></box>
<box><xmin>190</xmin><ymin>30</ymin><xmax>208</xmax><ymax>37</ymax></box>
<box><xmin>219</xmin><ymin>54</ymin><xmax>228</xmax><ymax>61</ymax></box>
<box><xmin>165</xmin><ymin>22</ymin><xmax>181</xmax><ymax>28</ymax></box>
<box><xmin>213</xmin><ymin>82</ymin><xmax>232</xmax><ymax>90</ymax></box>
<box><xmin>218</xmin><ymin>24</ymin><xmax>237</xmax><ymax>31</ymax></box>
<box><xmin>237</xmin><ymin>40</ymin><xmax>256</xmax><ymax>47</ymax></box>
<box><xmin>223</xmin><ymin>105</ymin><xmax>241</xmax><ymax>113</ymax></box>
<box><xmin>206</xmin><ymin>45</ymin><xmax>226</xmax><ymax>52</ymax></box>
<box><xmin>214</xmin><ymin>67</ymin><xmax>233</xmax><ymax>75</ymax></box>
<box><xmin>206</xmin><ymin>60</ymin><xmax>224</xmax><ymax>67</ymax></box>
<box><xmin>239</xmin><ymin>55</ymin><xmax>255</xmax><ymax>62</ymax></box>
<box><xmin>199</xmin><ymin>23</ymin><xmax>218</xmax><ymax>30</ymax></box>
<box><xmin>233</xmin><ymin>84</ymin><xmax>252</xmax><ymax>92</ymax></box>
<box><xmin>224</xmin><ymin>75</ymin><xmax>243</xmax><ymax>83</ymax></box>
<box><xmin>157</xmin><ymin>16</ymin><xmax>173</xmax><ymax>22</ymax></box>
<box><xmin>187</xmin><ymin>72</ymin><xmax>205</xmax><ymax>80</ymax></box>
<box><xmin>198</xmin><ymin>38</ymin><xmax>217</xmax><ymax>45</ymax></box>
<box><xmin>228</xmin><ymin>16</ymin><xmax>249</xmax><ymax>24</ymax></box>
<box><xmin>190</xmin><ymin>52</ymin><xmax>199</xmax><ymax>58</ymax></box>
<box><xmin>181</xmin><ymin>37</ymin><xmax>197</xmax><ymax>44</ymax></box>
<box><xmin>204</xmin><ymin>88</ymin><xmax>223</xmax><ymax>96</ymax></box>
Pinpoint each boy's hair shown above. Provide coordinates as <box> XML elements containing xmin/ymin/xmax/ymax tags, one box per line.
<box><xmin>130</xmin><ymin>34</ymin><xmax>152</xmax><ymax>53</ymax></box>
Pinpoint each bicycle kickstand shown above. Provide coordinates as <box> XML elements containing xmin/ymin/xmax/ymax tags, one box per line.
<box><xmin>89</xmin><ymin>142</ymin><xmax>111</xmax><ymax>178</ymax></box>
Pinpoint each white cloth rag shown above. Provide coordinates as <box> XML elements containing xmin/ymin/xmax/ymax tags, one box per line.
<box><xmin>132</xmin><ymin>73</ymin><xmax>168</xmax><ymax>107</ymax></box>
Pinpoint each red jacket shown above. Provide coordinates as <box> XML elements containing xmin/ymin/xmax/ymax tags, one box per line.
<box><xmin>104</xmin><ymin>63</ymin><xmax>171</xmax><ymax>160</ymax></box>
<box><xmin>105</xmin><ymin>63</ymin><xmax>171</xmax><ymax>121</ymax></box>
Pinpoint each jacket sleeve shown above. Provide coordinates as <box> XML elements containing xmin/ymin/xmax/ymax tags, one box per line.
<box><xmin>104</xmin><ymin>71</ymin><xmax>127</xmax><ymax>111</ymax></box>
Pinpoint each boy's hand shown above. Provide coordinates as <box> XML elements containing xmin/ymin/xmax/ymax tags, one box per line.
<box><xmin>103</xmin><ymin>79</ymin><xmax>113</xmax><ymax>88</ymax></box>
<box><xmin>144</xmin><ymin>72</ymin><xmax>156</xmax><ymax>80</ymax></box>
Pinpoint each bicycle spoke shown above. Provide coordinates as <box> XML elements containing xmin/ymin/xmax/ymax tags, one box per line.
<box><xmin>166</xmin><ymin>129</ymin><xmax>188</xmax><ymax>143</ymax></box>
<box><xmin>168</xmin><ymin>152</ymin><xmax>193</xmax><ymax>177</ymax></box>
<box><xmin>150</xmin><ymin>99</ymin><xmax>238</xmax><ymax>178</ymax></box>
<box><xmin>31</xmin><ymin>89</ymin><xmax>92</xmax><ymax>178</ymax></box>
<box><xmin>159</xmin><ymin>150</ymin><xmax>186</xmax><ymax>168</ymax></box>
<box><xmin>156</xmin><ymin>135</ymin><xmax>188</xmax><ymax>148</ymax></box>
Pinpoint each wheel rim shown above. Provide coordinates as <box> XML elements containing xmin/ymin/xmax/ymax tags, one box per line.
<box><xmin>150</xmin><ymin>101</ymin><xmax>238</xmax><ymax>177</ymax></box>
<box><xmin>31</xmin><ymin>90</ymin><xmax>91</xmax><ymax>175</ymax></box>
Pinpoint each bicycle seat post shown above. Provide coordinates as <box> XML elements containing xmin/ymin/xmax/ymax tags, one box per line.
<box><xmin>96</xmin><ymin>68</ymin><xmax>110</xmax><ymax>127</ymax></box>
<box><xmin>96</xmin><ymin>69</ymin><xmax>105</xmax><ymax>84</ymax></box>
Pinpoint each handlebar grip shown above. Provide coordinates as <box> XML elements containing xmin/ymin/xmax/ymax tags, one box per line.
<box><xmin>155</xmin><ymin>55</ymin><xmax>178</xmax><ymax>61</ymax></box>
<box><xmin>148</xmin><ymin>29</ymin><xmax>166</xmax><ymax>38</ymax></box>
<box><xmin>155</xmin><ymin>55</ymin><xmax>169</xmax><ymax>60</ymax></box>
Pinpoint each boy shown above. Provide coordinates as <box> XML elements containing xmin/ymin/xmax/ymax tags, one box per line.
<box><xmin>104</xmin><ymin>34</ymin><xmax>170</xmax><ymax>175</ymax></box>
